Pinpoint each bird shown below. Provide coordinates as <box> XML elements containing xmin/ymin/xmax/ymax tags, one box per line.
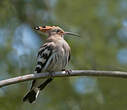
<box><xmin>23</xmin><ymin>25</ymin><xmax>80</xmax><ymax>103</ymax></box>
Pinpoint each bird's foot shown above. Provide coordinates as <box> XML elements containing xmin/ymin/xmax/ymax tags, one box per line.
<box><xmin>62</xmin><ymin>69</ymin><xmax>72</xmax><ymax>75</ymax></box>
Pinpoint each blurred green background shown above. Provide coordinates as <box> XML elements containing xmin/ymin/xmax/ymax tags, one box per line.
<box><xmin>0</xmin><ymin>0</ymin><xmax>127</xmax><ymax>110</ymax></box>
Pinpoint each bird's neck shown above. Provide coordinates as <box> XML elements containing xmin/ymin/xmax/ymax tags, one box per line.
<box><xmin>47</xmin><ymin>34</ymin><xmax>64</xmax><ymax>42</ymax></box>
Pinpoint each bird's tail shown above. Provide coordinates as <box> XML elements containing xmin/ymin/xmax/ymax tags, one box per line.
<box><xmin>23</xmin><ymin>88</ymin><xmax>40</xmax><ymax>103</ymax></box>
<box><xmin>23</xmin><ymin>78</ymin><xmax>53</xmax><ymax>103</ymax></box>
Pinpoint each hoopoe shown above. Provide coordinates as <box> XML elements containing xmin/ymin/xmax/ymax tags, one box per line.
<box><xmin>23</xmin><ymin>26</ymin><xmax>80</xmax><ymax>103</ymax></box>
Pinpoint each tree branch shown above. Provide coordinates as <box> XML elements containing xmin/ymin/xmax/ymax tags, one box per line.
<box><xmin>0</xmin><ymin>70</ymin><xmax>127</xmax><ymax>88</ymax></box>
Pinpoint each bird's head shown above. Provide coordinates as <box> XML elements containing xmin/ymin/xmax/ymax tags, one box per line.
<box><xmin>34</xmin><ymin>26</ymin><xmax>80</xmax><ymax>37</ymax></box>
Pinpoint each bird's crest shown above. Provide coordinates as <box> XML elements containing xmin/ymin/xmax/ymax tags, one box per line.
<box><xmin>34</xmin><ymin>25</ymin><xmax>80</xmax><ymax>37</ymax></box>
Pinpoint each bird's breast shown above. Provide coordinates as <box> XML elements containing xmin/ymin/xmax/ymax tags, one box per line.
<box><xmin>45</xmin><ymin>46</ymin><xmax>69</xmax><ymax>72</ymax></box>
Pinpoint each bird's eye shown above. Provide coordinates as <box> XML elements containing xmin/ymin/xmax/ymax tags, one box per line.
<box><xmin>56</xmin><ymin>29</ymin><xmax>61</xmax><ymax>33</ymax></box>
<box><xmin>42</xmin><ymin>26</ymin><xmax>46</xmax><ymax>28</ymax></box>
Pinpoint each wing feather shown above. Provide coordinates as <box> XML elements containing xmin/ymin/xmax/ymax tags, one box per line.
<box><xmin>31</xmin><ymin>43</ymin><xmax>55</xmax><ymax>89</ymax></box>
<box><xmin>34</xmin><ymin>43</ymin><xmax>54</xmax><ymax>73</ymax></box>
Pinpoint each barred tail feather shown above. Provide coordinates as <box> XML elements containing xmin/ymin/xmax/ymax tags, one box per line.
<box><xmin>38</xmin><ymin>78</ymin><xmax>53</xmax><ymax>90</ymax></box>
<box><xmin>23</xmin><ymin>88</ymin><xmax>40</xmax><ymax>103</ymax></box>
<box><xmin>23</xmin><ymin>78</ymin><xmax>53</xmax><ymax>103</ymax></box>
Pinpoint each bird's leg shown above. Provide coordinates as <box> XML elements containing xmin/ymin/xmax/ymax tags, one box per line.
<box><xmin>62</xmin><ymin>69</ymin><xmax>72</xmax><ymax>75</ymax></box>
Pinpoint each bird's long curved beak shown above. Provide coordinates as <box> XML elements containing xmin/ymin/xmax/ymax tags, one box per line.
<box><xmin>64</xmin><ymin>32</ymin><xmax>80</xmax><ymax>37</ymax></box>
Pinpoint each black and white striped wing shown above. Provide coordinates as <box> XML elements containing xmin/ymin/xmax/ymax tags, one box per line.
<box><xmin>30</xmin><ymin>43</ymin><xmax>54</xmax><ymax>89</ymax></box>
<box><xmin>34</xmin><ymin>44</ymin><xmax>54</xmax><ymax>73</ymax></box>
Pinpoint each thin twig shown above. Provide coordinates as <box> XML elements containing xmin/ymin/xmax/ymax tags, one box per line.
<box><xmin>0</xmin><ymin>70</ymin><xmax>127</xmax><ymax>88</ymax></box>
